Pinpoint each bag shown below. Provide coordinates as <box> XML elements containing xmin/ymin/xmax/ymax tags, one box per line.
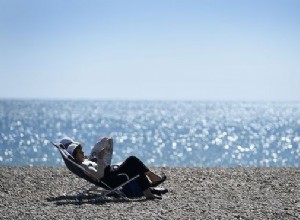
<box><xmin>122</xmin><ymin>180</ymin><xmax>144</xmax><ymax>198</ymax></box>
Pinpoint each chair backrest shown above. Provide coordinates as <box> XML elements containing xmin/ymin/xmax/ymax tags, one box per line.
<box><xmin>52</xmin><ymin>142</ymin><xmax>102</xmax><ymax>186</ymax></box>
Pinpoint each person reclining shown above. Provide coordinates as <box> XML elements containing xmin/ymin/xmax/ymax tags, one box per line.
<box><xmin>67</xmin><ymin>140</ymin><xmax>167</xmax><ymax>200</ymax></box>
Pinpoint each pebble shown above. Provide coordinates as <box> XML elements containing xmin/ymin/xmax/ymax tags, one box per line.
<box><xmin>0</xmin><ymin>167</ymin><xmax>299</xmax><ymax>219</ymax></box>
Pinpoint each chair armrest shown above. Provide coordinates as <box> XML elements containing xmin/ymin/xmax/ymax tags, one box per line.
<box><xmin>117</xmin><ymin>173</ymin><xmax>129</xmax><ymax>180</ymax></box>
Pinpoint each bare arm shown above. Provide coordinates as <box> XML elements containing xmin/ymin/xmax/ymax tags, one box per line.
<box><xmin>81</xmin><ymin>148</ymin><xmax>107</xmax><ymax>180</ymax></box>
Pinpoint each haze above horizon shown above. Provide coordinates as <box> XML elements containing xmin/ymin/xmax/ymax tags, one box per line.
<box><xmin>1</xmin><ymin>0</ymin><xmax>299</xmax><ymax>101</ymax></box>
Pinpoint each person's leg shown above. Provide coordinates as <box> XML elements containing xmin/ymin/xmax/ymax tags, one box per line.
<box><xmin>117</xmin><ymin>156</ymin><xmax>149</xmax><ymax>175</ymax></box>
<box><xmin>145</xmin><ymin>171</ymin><xmax>163</xmax><ymax>182</ymax></box>
<box><xmin>106</xmin><ymin>170</ymin><xmax>160</xmax><ymax>199</ymax></box>
<box><xmin>117</xmin><ymin>156</ymin><xmax>164</xmax><ymax>181</ymax></box>
<box><xmin>101</xmin><ymin>167</ymin><xmax>128</xmax><ymax>188</ymax></box>
<box><xmin>111</xmin><ymin>156</ymin><xmax>162</xmax><ymax>199</ymax></box>
<box><xmin>111</xmin><ymin>156</ymin><xmax>151</xmax><ymax>191</ymax></box>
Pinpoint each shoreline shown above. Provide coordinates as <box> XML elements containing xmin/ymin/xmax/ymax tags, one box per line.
<box><xmin>1</xmin><ymin>167</ymin><xmax>299</xmax><ymax>219</ymax></box>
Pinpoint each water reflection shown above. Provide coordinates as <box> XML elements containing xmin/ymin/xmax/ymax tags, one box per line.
<box><xmin>0</xmin><ymin>100</ymin><xmax>300</xmax><ymax>167</ymax></box>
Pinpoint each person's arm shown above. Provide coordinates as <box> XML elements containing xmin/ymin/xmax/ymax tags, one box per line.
<box><xmin>81</xmin><ymin>148</ymin><xmax>107</xmax><ymax>180</ymax></box>
<box><xmin>95</xmin><ymin>148</ymin><xmax>107</xmax><ymax>178</ymax></box>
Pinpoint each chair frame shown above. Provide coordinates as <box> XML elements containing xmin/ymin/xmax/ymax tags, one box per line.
<box><xmin>51</xmin><ymin>142</ymin><xmax>139</xmax><ymax>202</ymax></box>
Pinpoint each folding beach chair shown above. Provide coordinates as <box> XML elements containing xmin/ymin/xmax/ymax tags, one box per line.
<box><xmin>51</xmin><ymin>142</ymin><xmax>140</xmax><ymax>202</ymax></box>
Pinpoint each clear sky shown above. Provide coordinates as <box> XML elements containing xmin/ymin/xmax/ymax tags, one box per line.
<box><xmin>0</xmin><ymin>0</ymin><xmax>299</xmax><ymax>101</ymax></box>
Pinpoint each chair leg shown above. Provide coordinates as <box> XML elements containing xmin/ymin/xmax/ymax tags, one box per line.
<box><xmin>63</xmin><ymin>175</ymin><xmax>140</xmax><ymax>202</ymax></box>
<box><xmin>93</xmin><ymin>175</ymin><xmax>140</xmax><ymax>202</ymax></box>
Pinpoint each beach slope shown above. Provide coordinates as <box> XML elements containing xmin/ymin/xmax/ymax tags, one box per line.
<box><xmin>0</xmin><ymin>167</ymin><xmax>299</xmax><ymax>219</ymax></box>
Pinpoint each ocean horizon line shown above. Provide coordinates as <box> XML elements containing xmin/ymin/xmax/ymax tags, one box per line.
<box><xmin>1</xmin><ymin>97</ymin><xmax>300</xmax><ymax>103</ymax></box>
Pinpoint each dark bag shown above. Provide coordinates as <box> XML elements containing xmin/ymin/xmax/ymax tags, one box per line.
<box><xmin>104</xmin><ymin>165</ymin><xmax>143</xmax><ymax>198</ymax></box>
<box><xmin>122</xmin><ymin>180</ymin><xmax>144</xmax><ymax>198</ymax></box>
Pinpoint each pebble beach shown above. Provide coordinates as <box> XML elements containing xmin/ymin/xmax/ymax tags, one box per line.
<box><xmin>1</xmin><ymin>167</ymin><xmax>300</xmax><ymax>219</ymax></box>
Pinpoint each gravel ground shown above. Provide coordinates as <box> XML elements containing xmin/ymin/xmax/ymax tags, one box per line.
<box><xmin>1</xmin><ymin>166</ymin><xmax>300</xmax><ymax>220</ymax></box>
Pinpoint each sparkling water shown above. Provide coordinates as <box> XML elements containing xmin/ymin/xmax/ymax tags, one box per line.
<box><xmin>0</xmin><ymin>100</ymin><xmax>299</xmax><ymax>167</ymax></box>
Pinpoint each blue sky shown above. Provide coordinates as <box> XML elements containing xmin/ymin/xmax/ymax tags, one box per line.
<box><xmin>0</xmin><ymin>0</ymin><xmax>299</xmax><ymax>101</ymax></box>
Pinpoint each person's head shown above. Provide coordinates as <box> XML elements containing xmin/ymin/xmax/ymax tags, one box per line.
<box><xmin>59</xmin><ymin>137</ymin><xmax>74</xmax><ymax>148</ymax></box>
<box><xmin>67</xmin><ymin>143</ymin><xmax>84</xmax><ymax>163</ymax></box>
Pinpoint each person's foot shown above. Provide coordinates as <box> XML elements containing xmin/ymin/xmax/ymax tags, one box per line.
<box><xmin>151</xmin><ymin>173</ymin><xmax>167</xmax><ymax>187</ymax></box>
<box><xmin>143</xmin><ymin>188</ymin><xmax>162</xmax><ymax>200</ymax></box>
<box><xmin>150</xmin><ymin>187</ymin><xmax>168</xmax><ymax>195</ymax></box>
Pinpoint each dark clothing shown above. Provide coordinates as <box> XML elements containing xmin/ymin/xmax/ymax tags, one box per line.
<box><xmin>101</xmin><ymin>156</ymin><xmax>150</xmax><ymax>191</ymax></box>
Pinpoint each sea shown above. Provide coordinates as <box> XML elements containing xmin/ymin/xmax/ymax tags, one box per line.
<box><xmin>0</xmin><ymin>99</ymin><xmax>300</xmax><ymax>167</ymax></box>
